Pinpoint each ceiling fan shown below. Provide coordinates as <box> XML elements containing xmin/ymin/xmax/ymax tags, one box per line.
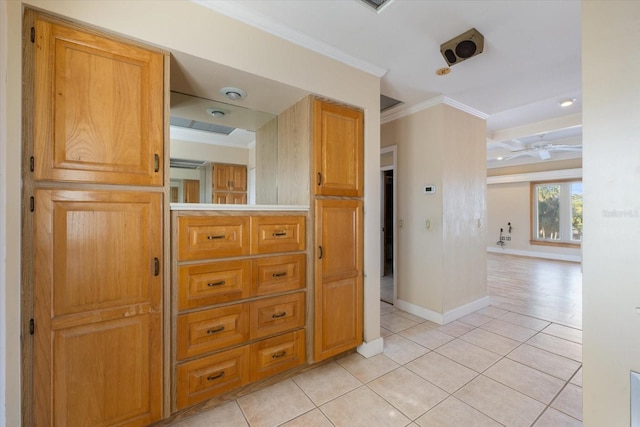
<box><xmin>502</xmin><ymin>136</ymin><xmax>582</xmax><ymax>161</ymax></box>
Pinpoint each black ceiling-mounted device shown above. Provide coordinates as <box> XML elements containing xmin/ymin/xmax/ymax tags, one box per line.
<box><xmin>440</xmin><ymin>28</ymin><xmax>485</xmax><ymax>66</ymax></box>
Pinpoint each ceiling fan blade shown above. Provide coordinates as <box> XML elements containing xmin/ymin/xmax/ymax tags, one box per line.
<box><xmin>504</xmin><ymin>151</ymin><xmax>540</xmax><ymax>160</ymax></box>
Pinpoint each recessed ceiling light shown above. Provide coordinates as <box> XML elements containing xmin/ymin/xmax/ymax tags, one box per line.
<box><xmin>497</xmin><ymin>156</ymin><xmax>504</xmax><ymax>161</ymax></box>
<box><xmin>220</xmin><ymin>87</ymin><xmax>247</xmax><ymax>101</ymax></box>
<box><xmin>560</xmin><ymin>99</ymin><xmax>575</xmax><ymax>107</ymax></box>
<box><xmin>436</xmin><ymin>67</ymin><xmax>451</xmax><ymax>76</ymax></box>
<box><xmin>206</xmin><ymin>108</ymin><xmax>227</xmax><ymax>118</ymax></box>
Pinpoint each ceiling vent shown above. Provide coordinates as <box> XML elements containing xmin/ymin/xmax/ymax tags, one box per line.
<box><xmin>170</xmin><ymin>158</ymin><xmax>207</xmax><ymax>169</ymax></box>
<box><xmin>380</xmin><ymin>94</ymin><xmax>403</xmax><ymax>112</ymax></box>
<box><xmin>440</xmin><ymin>28</ymin><xmax>485</xmax><ymax>66</ymax></box>
<box><xmin>170</xmin><ymin>116</ymin><xmax>236</xmax><ymax>135</ymax></box>
<box><xmin>360</xmin><ymin>0</ymin><xmax>393</xmax><ymax>11</ymax></box>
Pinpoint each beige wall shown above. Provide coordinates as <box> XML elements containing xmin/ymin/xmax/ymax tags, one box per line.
<box><xmin>487</xmin><ymin>179</ymin><xmax>582</xmax><ymax>261</ymax></box>
<box><xmin>381</xmin><ymin>104</ymin><xmax>487</xmax><ymax>320</ymax></box>
<box><xmin>582</xmin><ymin>2</ymin><xmax>640</xmax><ymax>425</ymax></box>
<box><xmin>170</xmin><ymin>139</ymin><xmax>249</xmax><ymax>165</ymax></box>
<box><xmin>0</xmin><ymin>1</ymin><xmax>381</xmax><ymax>424</ymax></box>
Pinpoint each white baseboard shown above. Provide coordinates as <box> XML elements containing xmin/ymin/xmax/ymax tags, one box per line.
<box><xmin>487</xmin><ymin>246</ymin><xmax>582</xmax><ymax>263</ymax></box>
<box><xmin>395</xmin><ymin>296</ymin><xmax>490</xmax><ymax>325</ymax></box>
<box><xmin>357</xmin><ymin>337</ymin><xmax>384</xmax><ymax>358</ymax></box>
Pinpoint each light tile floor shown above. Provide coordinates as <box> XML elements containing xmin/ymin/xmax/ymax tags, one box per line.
<box><xmin>168</xmin><ymin>302</ymin><xmax>582</xmax><ymax>427</ymax></box>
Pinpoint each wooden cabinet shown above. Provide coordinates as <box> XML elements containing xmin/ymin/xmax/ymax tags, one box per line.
<box><xmin>313</xmin><ymin>99</ymin><xmax>364</xmax><ymax>197</ymax></box>
<box><xmin>33</xmin><ymin>189</ymin><xmax>163</xmax><ymax>426</ymax></box>
<box><xmin>172</xmin><ymin>212</ymin><xmax>307</xmax><ymax>411</ymax></box>
<box><xmin>213</xmin><ymin>191</ymin><xmax>248</xmax><ymax>205</ymax></box>
<box><xmin>33</xmin><ymin>17</ymin><xmax>164</xmax><ymax>186</ymax></box>
<box><xmin>212</xmin><ymin>163</ymin><xmax>247</xmax><ymax>204</ymax></box>
<box><xmin>26</xmin><ymin>12</ymin><xmax>166</xmax><ymax>426</ymax></box>
<box><xmin>314</xmin><ymin>199</ymin><xmax>363</xmax><ymax>361</ymax></box>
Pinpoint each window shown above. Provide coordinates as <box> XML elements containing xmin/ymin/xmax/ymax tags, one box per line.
<box><xmin>531</xmin><ymin>180</ymin><xmax>582</xmax><ymax>246</ymax></box>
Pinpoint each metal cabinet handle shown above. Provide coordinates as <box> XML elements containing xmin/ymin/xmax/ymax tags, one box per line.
<box><xmin>154</xmin><ymin>258</ymin><xmax>160</xmax><ymax>276</ymax></box>
<box><xmin>206</xmin><ymin>326</ymin><xmax>225</xmax><ymax>334</ymax></box>
<box><xmin>272</xmin><ymin>312</ymin><xmax>287</xmax><ymax>319</ymax></box>
<box><xmin>207</xmin><ymin>235</ymin><xmax>225</xmax><ymax>240</ymax></box>
<box><xmin>207</xmin><ymin>280</ymin><xmax>225</xmax><ymax>287</ymax></box>
<box><xmin>317</xmin><ymin>172</ymin><xmax>322</xmax><ymax>186</ymax></box>
<box><xmin>207</xmin><ymin>372</ymin><xmax>225</xmax><ymax>381</ymax></box>
<box><xmin>318</xmin><ymin>246</ymin><xmax>323</xmax><ymax>259</ymax></box>
<box><xmin>272</xmin><ymin>231</ymin><xmax>287</xmax><ymax>237</ymax></box>
<box><xmin>272</xmin><ymin>272</ymin><xmax>287</xmax><ymax>278</ymax></box>
<box><xmin>272</xmin><ymin>351</ymin><xmax>286</xmax><ymax>359</ymax></box>
<box><xmin>154</xmin><ymin>154</ymin><xmax>160</xmax><ymax>173</ymax></box>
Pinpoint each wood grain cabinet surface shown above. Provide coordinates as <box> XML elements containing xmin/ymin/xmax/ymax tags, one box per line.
<box><xmin>33</xmin><ymin>18</ymin><xmax>163</xmax><ymax>186</ymax></box>
<box><xmin>173</xmin><ymin>212</ymin><xmax>307</xmax><ymax>411</ymax></box>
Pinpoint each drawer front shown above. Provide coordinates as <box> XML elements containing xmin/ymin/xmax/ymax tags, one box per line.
<box><xmin>178</xmin><ymin>260</ymin><xmax>250</xmax><ymax>310</ymax></box>
<box><xmin>250</xmin><ymin>216</ymin><xmax>305</xmax><ymax>254</ymax></box>
<box><xmin>176</xmin><ymin>346</ymin><xmax>250</xmax><ymax>410</ymax></box>
<box><xmin>251</xmin><ymin>254</ymin><xmax>306</xmax><ymax>297</ymax></box>
<box><xmin>177</xmin><ymin>304</ymin><xmax>249</xmax><ymax>360</ymax></box>
<box><xmin>178</xmin><ymin>216</ymin><xmax>250</xmax><ymax>261</ymax></box>
<box><xmin>250</xmin><ymin>292</ymin><xmax>305</xmax><ymax>339</ymax></box>
<box><xmin>250</xmin><ymin>330</ymin><xmax>306</xmax><ymax>382</ymax></box>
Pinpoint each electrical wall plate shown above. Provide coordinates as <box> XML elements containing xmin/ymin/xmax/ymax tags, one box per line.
<box><xmin>423</xmin><ymin>185</ymin><xmax>437</xmax><ymax>194</ymax></box>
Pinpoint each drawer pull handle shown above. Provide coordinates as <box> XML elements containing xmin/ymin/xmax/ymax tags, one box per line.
<box><xmin>154</xmin><ymin>154</ymin><xmax>160</xmax><ymax>173</ymax></box>
<box><xmin>272</xmin><ymin>231</ymin><xmax>287</xmax><ymax>237</ymax></box>
<box><xmin>272</xmin><ymin>272</ymin><xmax>287</xmax><ymax>278</ymax></box>
<box><xmin>207</xmin><ymin>326</ymin><xmax>225</xmax><ymax>334</ymax></box>
<box><xmin>207</xmin><ymin>372</ymin><xmax>225</xmax><ymax>381</ymax></box>
<box><xmin>207</xmin><ymin>235</ymin><xmax>225</xmax><ymax>240</ymax></box>
<box><xmin>207</xmin><ymin>280</ymin><xmax>226</xmax><ymax>287</ymax></box>
<box><xmin>272</xmin><ymin>351</ymin><xmax>287</xmax><ymax>359</ymax></box>
<box><xmin>272</xmin><ymin>312</ymin><xmax>287</xmax><ymax>319</ymax></box>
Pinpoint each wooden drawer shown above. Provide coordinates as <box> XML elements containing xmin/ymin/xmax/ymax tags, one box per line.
<box><xmin>176</xmin><ymin>346</ymin><xmax>250</xmax><ymax>410</ymax></box>
<box><xmin>178</xmin><ymin>260</ymin><xmax>250</xmax><ymax>310</ymax></box>
<box><xmin>250</xmin><ymin>292</ymin><xmax>305</xmax><ymax>339</ymax></box>
<box><xmin>250</xmin><ymin>216</ymin><xmax>305</xmax><ymax>254</ymax></box>
<box><xmin>177</xmin><ymin>304</ymin><xmax>249</xmax><ymax>360</ymax></box>
<box><xmin>250</xmin><ymin>330</ymin><xmax>305</xmax><ymax>382</ymax></box>
<box><xmin>251</xmin><ymin>254</ymin><xmax>306</xmax><ymax>297</ymax></box>
<box><xmin>177</xmin><ymin>216</ymin><xmax>250</xmax><ymax>261</ymax></box>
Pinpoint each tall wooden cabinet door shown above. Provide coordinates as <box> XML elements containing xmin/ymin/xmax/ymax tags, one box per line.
<box><xmin>314</xmin><ymin>199</ymin><xmax>363</xmax><ymax>361</ymax></box>
<box><xmin>183</xmin><ymin>179</ymin><xmax>200</xmax><ymax>203</ymax></box>
<box><xmin>313</xmin><ymin>99</ymin><xmax>364</xmax><ymax>197</ymax></box>
<box><xmin>33</xmin><ymin>17</ymin><xmax>164</xmax><ymax>186</ymax></box>
<box><xmin>212</xmin><ymin>164</ymin><xmax>231</xmax><ymax>191</ymax></box>
<box><xmin>33</xmin><ymin>189</ymin><xmax>163</xmax><ymax>426</ymax></box>
<box><xmin>230</xmin><ymin>165</ymin><xmax>247</xmax><ymax>191</ymax></box>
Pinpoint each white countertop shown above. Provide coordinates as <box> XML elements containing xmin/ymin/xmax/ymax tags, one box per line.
<box><xmin>170</xmin><ymin>203</ymin><xmax>309</xmax><ymax>211</ymax></box>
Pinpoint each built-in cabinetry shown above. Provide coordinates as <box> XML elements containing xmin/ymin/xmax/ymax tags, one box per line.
<box><xmin>172</xmin><ymin>211</ymin><xmax>307</xmax><ymax>411</ymax></box>
<box><xmin>312</xmin><ymin>99</ymin><xmax>364</xmax><ymax>361</ymax></box>
<box><xmin>212</xmin><ymin>163</ymin><xmax>247</xmax><ymax>204</ymax></box>
<box><xmin>24</xmin><ymin>11</ymin><xmax>165</xmax><ymax>426</ymax></box>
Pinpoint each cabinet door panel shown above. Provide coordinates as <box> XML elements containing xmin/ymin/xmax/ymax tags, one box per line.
<box><xmin>34</xmin><ymin>18</ymin><xmax>163</xmax><ymax>185</ymax></box>
<box><xmin>250</xmin><ymin>330</ymin><xmax>305</xmax><ymax>382</ymax></box>
<box><xmin>34</xmin><ymin>189</ymin><xmax>162</xmax><ymax>426</ymax></box>
<box><xmin>177</xmin><ymin>216</ymin><xmax>250</xmax><ymax>260</ymax></box>
<box><xmin>178</xmin><ymin>260</ymin><xmax>250</xmax><ymax>310</ymax></box>
<box><xmin>250</xmin><ymin>216</ymin><xmax>306</xmax><ymax>254</ymax></box>
<box><xmin>314</xmin><ymin>199</ymin><xmax>363</xmax><ymax>361</ymax></box>
<box><xmin>249</xmin><ymin>292</ymin><xmax>305</xmax><ymax>339</ymax></box>
<box><xmin>251</xmin><ymin>254</ymin><xmax>306</xmax><ymax>296</ymax></box>
<box><xmin>313</xmin><ymin>99</ymin><xmax>363</xmax><ymax>197</ymax></box>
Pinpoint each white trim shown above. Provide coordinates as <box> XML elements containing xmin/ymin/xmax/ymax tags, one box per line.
<box><xmin>381</xmin><ymin>95</ymin><xmax>488</xmax><ymax>124</ymax></box>
<box><xmin>357</xmin><ymin>337</ymin><xmax>384</xmax><ymax>358</ymax></box>
<box><xmin>487</xmin><ymin>168</ymin><xmax>582</xmax><ymax>185</ymax></box>
<box><xmin>487</xmin><ymin>246</ymin><xmax>582</xmax><ymax>262</ymax></box>
<box><xmin>194</xmin><ymin>0</ymin><xmax>388</xmax><ymax>78</ymax></box>
<box><xmin>395</xmin><ymin>296</ymin><xmax>490</xmax><ymax>325</ymax></box>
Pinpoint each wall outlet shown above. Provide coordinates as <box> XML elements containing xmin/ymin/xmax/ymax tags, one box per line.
<box><xmin>500</xmin><ymin>236</ymin><xmax>505</xmax><ymax>241</ymax></box>
<box><xmin>506</xmin><ymin>236</ymin><xmax>511</xmax><ymax>241</ymax></box>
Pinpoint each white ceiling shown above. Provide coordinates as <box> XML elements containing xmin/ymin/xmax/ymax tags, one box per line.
<box><xmin>179</xmin><ymin>0</ymin><xmax>583</xmax><ymax>167</ymax></box>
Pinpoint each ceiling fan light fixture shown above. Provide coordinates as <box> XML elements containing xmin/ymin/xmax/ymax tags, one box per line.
<box><xmin>560</xmin><ymin>98</ymin><xmax>575</xmax><ymax>107</ymax></box>
<box><xmin>220</xmin><ymin>86</ymin><xmax>247</xmax><ymax>101</ymax></box>
<box><xmin>206</xmin><ymin>108</ymin><xmax>227</xmax><ymax>118</ymax></box>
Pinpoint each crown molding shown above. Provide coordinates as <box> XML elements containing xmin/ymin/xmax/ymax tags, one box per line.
<box><xmin>381</xmin><ymin>95</ymin><xmax>488</xmax><ymax>124</ymax></box>
<box><xmin>193</xmin><ymin>0</ymin><xmax>388</xmax><ymax>78</ymax></box>
<box><xmin>487</xmin><ymin>168</ymin><xmax>582</xmax><ymax>184</ymax></box>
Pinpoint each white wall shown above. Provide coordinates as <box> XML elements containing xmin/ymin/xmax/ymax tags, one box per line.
<box><xmin>582</xmin><ymin>2</ymin><xmax>640</xmax><ymax>425</ymax></box>
<box><xmin>0</xmin><ymin>1</ymin><xmax>381</xmax><ymax>424</ymax></box>
<box><xmin>487</xmin><ymin>176</ymin><xmax>582</xmax><ymax>262</ymax></box>
<box><xmin>170</xmin><ymin>139</ymin><xmax>249</xmax><ymax>165</ymax></box>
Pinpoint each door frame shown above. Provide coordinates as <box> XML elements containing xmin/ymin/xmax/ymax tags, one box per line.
<box><xmin>380</xmin><ymin>145</ymin><xmax>397</xmax><ymax>304</ymax></box>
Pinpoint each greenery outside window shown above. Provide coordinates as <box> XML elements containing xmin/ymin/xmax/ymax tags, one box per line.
<box><xmin>531</xmin><ymin>180</ymin><xmax>582</xmax><ymax>247</ymax></box>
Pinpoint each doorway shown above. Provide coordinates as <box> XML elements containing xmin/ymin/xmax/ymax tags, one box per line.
<box><xmin>380</xmin><ymin>146</ymin><xmax>397</xmax><ymax>304</ymax></box>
